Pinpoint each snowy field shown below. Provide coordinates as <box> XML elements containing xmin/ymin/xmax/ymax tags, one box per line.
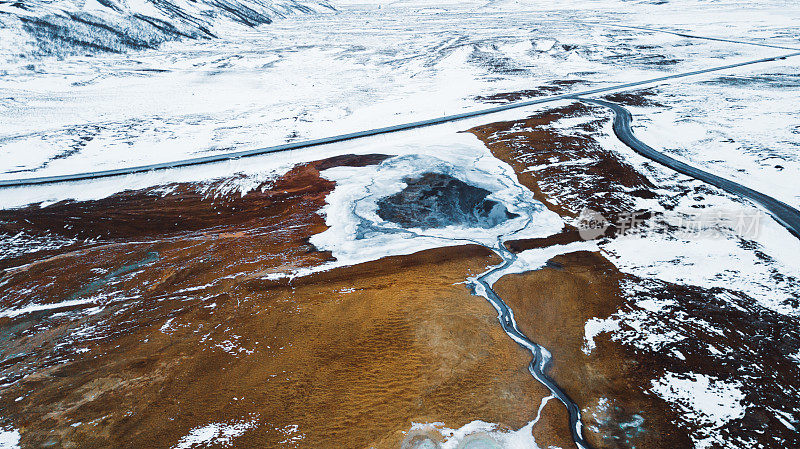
<box><xmin>0</xmin><ymin>0</ymin><xmax>797</xmax><ymax>186</ymax></box>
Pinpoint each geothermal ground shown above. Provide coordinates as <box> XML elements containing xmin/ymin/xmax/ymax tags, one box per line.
<box><xmin>1</xmin><ymin>0</ymin><xmax>800</xmax><ymax>448</ymax></box>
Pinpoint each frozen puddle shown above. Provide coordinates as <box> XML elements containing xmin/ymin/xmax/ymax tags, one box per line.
<box><xmin>308</xmin><ymin>148</ymin><xmax>563</xmax><ymax>272</ymax></box>
<box><xmin>376</xmin><ymin>172</ymin><xmax>519</xmax><ymax>230</ymax></box>
<box><xmin>402</xmin><ymin>420</ymin><xmax>537</xmax><ymax>449</ymax></box>
<box><xmin>403</xmin><ymin>397</ymin><xmax>555</xmax><ymax>449</ymax></box>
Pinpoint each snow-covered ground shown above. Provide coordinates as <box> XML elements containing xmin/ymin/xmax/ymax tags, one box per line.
<box><xmin>1</xmin><ymin>0</ymin><xmax>797</xmax><ymax>186</ymax></box>
<box><xmin>627</xmin><ymin>60</ymin><xmax>800</xmax><ymax>210</ymax></box>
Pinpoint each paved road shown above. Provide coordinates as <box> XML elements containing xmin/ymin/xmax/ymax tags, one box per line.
<box><xmin>580</xmin><ymin>98</ymin><xmax>800</xmax><ymax>239</ymax></box>
<box><xmin>585</xmin><ymin>22</ymin><xmax>800</xmax><ymax>51</ymax></box>
<box><xmin>2</xmin><ymin>51</ymin><xmax>799</xmax><ymax>188</ymax></box>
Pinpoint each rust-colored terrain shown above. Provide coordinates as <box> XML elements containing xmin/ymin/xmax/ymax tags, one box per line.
<box><xmin>0</xmin><ymin>154</ymin><xmax>561</xmax><ymax>448</ymax></box>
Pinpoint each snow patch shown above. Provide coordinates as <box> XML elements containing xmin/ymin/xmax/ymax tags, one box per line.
<box><xmin>0</xmin><ymin>296</ymin><xmax>99</xmax><ymax>318</ymax></box>
<box><xmin>172</xmin><ymin>420</ymin><xmax>257</xmax><ymax>449</ymax></box>
<box><xmin>408</xmin><ymin>419</ymin><xmax>541</xmax><ymax>449</ymax></box>
<box><xmin>650</xmin><ymin>372</ymin><xmax>746</xmax><ymax>449</ymax></box>
<box><xmin>0</xmin><ymin>427</ymin><xmax>20</xmax><ymax>449</ymax></box>
<box><xmin>582</xmin><ymin>317</ymin><xmax>621</xmax><ymax>355</ymax></box>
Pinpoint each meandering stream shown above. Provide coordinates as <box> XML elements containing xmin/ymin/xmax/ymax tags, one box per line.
<box><xmin>470</xmin><ymin>240</ymin><xmax>593</xmax><ymax>449</ymax></box>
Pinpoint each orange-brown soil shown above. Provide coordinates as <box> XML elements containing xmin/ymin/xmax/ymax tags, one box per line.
<box><xmin>0</xmin><ymin>242</ymin><xmax>568</xmax><ymax>448</ymax></box>
<box><xmin>469</xmin><ymin>102</ymin><xmax>658</xmax><ymax>223</ymax></box>
<box><xmin>0</xmin><ymin>153</ymin><xmax>390</xmax><ymax>243</ymax></box>
<box><xmin>496</xmin><ymin>249</ymin><xmax>800</xmax><ymax>449</ymax></box>
<box><xmin>504</xmin><ymin>226</ymin><xmax>583</xmax><ymax>253</ymax></box>
<box><xmin>494</xmin><ymin>251</ymin><xmax>691</xmax><ymax>449</ymax></box>
<box><xmin>0</xmin><ymin>154</ymin><xmax>573</xmax><ymax>448</ymax></box>
<box><xmin>0</xmin><ymin>155</ymin><xmax>377</xmax><ymax>384</ymax></box>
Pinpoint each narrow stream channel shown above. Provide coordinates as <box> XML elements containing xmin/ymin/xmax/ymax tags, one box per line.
<box><xmin>470</xmin><ymin>240</ymin><xmax>593</xmax><ymax>449</ymax></box>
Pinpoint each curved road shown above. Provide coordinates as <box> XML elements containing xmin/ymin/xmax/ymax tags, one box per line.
<box><xmin>1</xmin><ymin>51</ymin><xmax>799</xmax><ymax>188</ymax></box>
<box><xmin>580</xmin><ymin>98</ymin><xmax>800</xmax><ymax>240</ymax></box>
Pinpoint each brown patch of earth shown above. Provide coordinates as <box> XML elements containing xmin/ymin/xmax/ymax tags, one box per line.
<box><xmin>504</xmin><ymin>225</ymin><xmax>583</xmax><ymax>253</ymax></box>
<box><xmin>474</xmin><ymin>80</ymin><xmax>585</xmax><ymax>104</ymax></box>
<box><xmin>0</xmin><ymin>154</ymin><xmax>387</xmax><ymax>395</ymax></box>
<box><xmin>601</xmin><ymin>89</ymin><xmax>662</xmax><ymax>108</ymax></box>
<box><xmin>469</xmin><ymin>102</ymin><xmax>657</xmax><ymax>222</ymax></box>
<box><xmin>0</xmin><ymin>153</ymin><xmax>576</xmax><ymax>448</ymax></box>
<box><xmin>0</xmin><ymin>153</ymin><xmax>390</xmax><ymax>243</ymax></box>
<box><xmin>495</xmin><ymin>249</ymin><xmax>800</xmax><ymax>448</ymax></box>
<box><xmin>0</xmin><ymin>243</ymin><xmax>574</xmax><ymax>449</ymax></box>
<box><xmin>494</xmin><ymin>251</ymin><xmax>692</xmax><ymax>448</ymax></box>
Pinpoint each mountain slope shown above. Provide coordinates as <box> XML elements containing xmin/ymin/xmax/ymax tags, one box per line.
<box><xmin>0</xmin><ymin>0</ymin><xmax>335</xmax><ymax>59</ymax></box>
